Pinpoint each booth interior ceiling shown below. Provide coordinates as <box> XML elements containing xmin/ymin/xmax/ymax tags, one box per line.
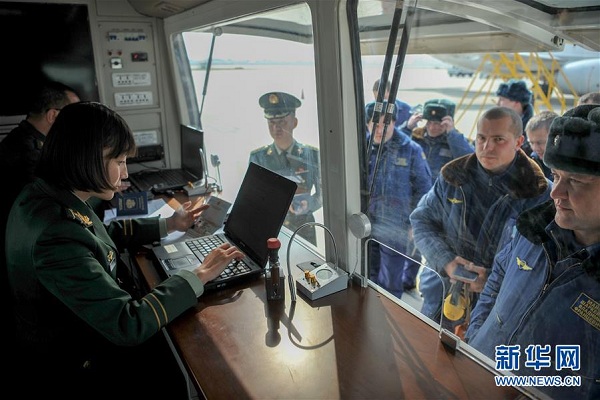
<box><xmin>0</xmin><ymin>2</ymin><xmax>99</xmax><ymax>118</ymax></box>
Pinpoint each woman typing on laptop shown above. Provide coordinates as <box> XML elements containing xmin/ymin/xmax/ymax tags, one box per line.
<box><xmin>5</xmin><ymin>102</ymin><xmax>242</xmax><ymax>398</ymax></box>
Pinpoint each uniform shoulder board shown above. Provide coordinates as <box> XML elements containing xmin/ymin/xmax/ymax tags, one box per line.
<box><xmin>303</xmin><ymin>143</ymin><xmax>319</xmax><ymax>151</ymax></box>
<box><xmin>65</xmin><ymin>208</ymin><xmax>93</xmax><ymax>227</ymax></box>
<box><xmin>250</xmin><ymin>145</ymin><xmax>269</xmax><ymax>155</ymax></box>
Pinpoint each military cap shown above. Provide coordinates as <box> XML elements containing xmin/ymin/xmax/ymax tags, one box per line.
<box><xmin>544</xmin><ymin>104</ymin><xmax>600</xmax><ymax>176</ymax></box>
<box><xmin>259</xmin><ymin>92</ymin><xmax>301</xmax><ymax>119</ymax></box>
<box><xmin>423</xmin><ymin>99</ymin><xmax>455</xmax><ymax>121</ymax></box>
<box><xmin>496</xmin><ymin>79</ymin><xmax>532</xmax><ymax>104</ymax></box>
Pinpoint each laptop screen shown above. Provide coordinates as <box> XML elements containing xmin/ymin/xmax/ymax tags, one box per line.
<box><xmin>224</xmin><ymin>162</ymin><xmax>297</xmax><ymax>268</ymax></box>
<box><xmin>180</xmin><ymin>124</ymin><xmax>205</xmax><ymax>180</ymax></box>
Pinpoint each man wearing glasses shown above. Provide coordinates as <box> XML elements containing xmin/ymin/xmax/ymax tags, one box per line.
<box><xmin>249</xmin><ymin>91</ymin><xmax>322</xmax><ymax>245</ymax></box>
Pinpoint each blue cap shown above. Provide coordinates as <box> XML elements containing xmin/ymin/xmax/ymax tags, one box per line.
<box><xmin>365</xmin><ymin>101</ymin><xmax>396</xmax><ymax>124</ymax></box>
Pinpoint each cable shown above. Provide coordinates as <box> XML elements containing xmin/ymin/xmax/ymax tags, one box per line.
<box><xmin>286</xmin><ymin>222</ymin><xmax>339</xmax><ymax>303</ymax></box>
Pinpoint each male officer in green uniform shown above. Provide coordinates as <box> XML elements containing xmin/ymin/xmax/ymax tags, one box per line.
<box><xmin>250</xmin><ymin>91</ymin><xmax>322</xmax><ymax>245</ymax></box>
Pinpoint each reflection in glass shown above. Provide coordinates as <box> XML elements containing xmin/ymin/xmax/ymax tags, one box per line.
<box><xmin>177</xmin><ymin>3</ymin><xmax>323</xmax><ymax>247</ymax></box>
<box><xmin>355</xmin><ymin>1</ymin><xmax>596</xmax><ymax>393</ymax></box>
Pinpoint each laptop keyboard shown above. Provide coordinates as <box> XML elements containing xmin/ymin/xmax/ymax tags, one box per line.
<box><xmin>186</xmin><ymin>236</ymin><xmax>252</xmax><ymax>278</ymax></box>
<box><xmin>128</xmin><ymin>169</ymin><xmax>196</xmax><ymax>192</ymax></box>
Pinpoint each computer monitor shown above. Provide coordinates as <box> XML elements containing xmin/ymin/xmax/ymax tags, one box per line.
<box><xmin>181</xmin><ymin>124</ymin><xmax>206</xmax><ymax>182</ymax></box>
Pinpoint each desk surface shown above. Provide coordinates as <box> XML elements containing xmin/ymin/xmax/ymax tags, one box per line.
<box><xmin>136</xmin><ymin>219</ymin><xmax>525</xmax><ymax>399</ymax></box>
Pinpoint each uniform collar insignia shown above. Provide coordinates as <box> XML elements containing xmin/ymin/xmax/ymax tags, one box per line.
<box><xmin>516</xmin><ymin>256</ymin><xmax>532</xmax><ymax>270</ymax></box>
<box><xmin>447</xmin><ymin>197</ymin><xmax>463</xmax><ymax>204</ymax></box>
<box><xmin>267</xmin><ymin>147</ymin><xmax>273</xmax><ymax>155</ymax></box>
<box><xmin>66</xmin><ymin>208</ymin><xmax>93</xmax><ymax>227</ymax></box>
<box><xmin>107</xmin><ymin>250</ymin><xmax>115</xmax><ymax>263</ymax></box>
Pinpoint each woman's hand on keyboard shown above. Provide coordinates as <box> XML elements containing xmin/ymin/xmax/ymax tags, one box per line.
<box><xmin>194</xmin><ymin>243</ymin><xmax>244</xmax><ymax>285</ymax></box>
<box><xmin>166</xmin><ymin>200</ymin><xmax>209</xmax><ymax>233</ymax></box>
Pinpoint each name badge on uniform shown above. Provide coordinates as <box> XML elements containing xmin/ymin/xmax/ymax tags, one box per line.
<box><xmin>395</xmin><ymin>157</ymin><xmax>408</xmax><ymax>166</ymax></box>
<box><xmin>439</xmin><ymin>148</ymin><xmax>452</xmax><ymax>158</ymax></box>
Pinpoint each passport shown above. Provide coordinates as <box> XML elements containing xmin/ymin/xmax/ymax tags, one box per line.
<box><xmin>115</xmin><ymin>191</ymin><xmax>149</xmax><ymax>216</ymax></box>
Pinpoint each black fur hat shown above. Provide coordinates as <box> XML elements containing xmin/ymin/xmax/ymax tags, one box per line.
<box><xmin>496</xmin><ymin>79</ymin><xmax>532</xmax><ymax>104</ymax></box>
<box><xmin>544</xmin><ymin>104</ymin><xmax>600</xmax><ymax>176</ymax></box>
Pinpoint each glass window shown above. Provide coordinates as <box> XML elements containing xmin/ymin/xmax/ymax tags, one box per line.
<box><xmin>354</xmin><ymin>0</ymin><xmax>599</xmax><ymax>374</ymax></box>
<box><xmin>174</xmin><ymin>3</ymin><xmax>324</xmax><ymax>247</ymax></box>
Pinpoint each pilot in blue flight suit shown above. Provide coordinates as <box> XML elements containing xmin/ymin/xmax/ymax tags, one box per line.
<box><xmin>249</xmin><ymin>92</ymin><xmax>322</xmax><ymax>245</ymax></box>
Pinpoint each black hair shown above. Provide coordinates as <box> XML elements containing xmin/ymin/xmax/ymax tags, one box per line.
<box><xmin>36</xmin><ymin>102</ymin><xmax>136</xmax><ymax>192</ymax></box>
<box><xmin>28</xmin><ymin>80</ymin><xmax>78</xmax><ymax>116</ymax></box>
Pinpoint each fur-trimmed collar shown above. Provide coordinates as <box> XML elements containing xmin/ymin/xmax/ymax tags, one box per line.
<box><xmin>515</xmin><ymin>200</ymin><xmax>556</xmax><ymax>245</ymax></box>
<box><xmin>517</xmin><ymin>200</ymin><xmax>600</xmax><ymax>282</ymax></box>
<box><xmin>440</xmin><ymin>149</ymin><xmax>549</xmax><ymax>199</ymax></box>
<box><xmin>411</xmin><ymin>127</ymin><xmax>427</xmax><ymax>141</ymax></box>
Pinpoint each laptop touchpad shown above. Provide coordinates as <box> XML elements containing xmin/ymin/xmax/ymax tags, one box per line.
<box><xmin>169</xmin><ymin>255</ymin><xmax>197</xmax><ymax>270</ymax></box>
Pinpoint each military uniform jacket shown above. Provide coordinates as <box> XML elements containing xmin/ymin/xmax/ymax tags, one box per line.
<box><xmin>7</xmin><ymin>179</ymin><xmax>200</xmax><ymax>361</ymax></box>
<box><xmin>0</xmin><ymin>120</ymin><xmax>46</xmax><ymax>219</ymax></box>
<box><xmin>249</xmin><ymin>140</ymin><xmax>322</xmax><ymax>213</ymax></box>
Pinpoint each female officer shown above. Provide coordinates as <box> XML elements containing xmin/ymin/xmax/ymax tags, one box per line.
<box><xmin>6</xmin><ymin>102</ymin><xmax>242</xmax><ymax>398</ymax></box>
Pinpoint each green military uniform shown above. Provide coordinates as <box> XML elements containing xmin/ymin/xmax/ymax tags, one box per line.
<box><xmin>249</xmin><ymin>140</ymin><xmax>322</xmax><ymax>244</ymax></box>
<box><xmin>6</xmin><ymin>178</ymin><xmax>202</xmax><ymax>390</ymax></box>
<box><xmin>251</xmin><ymin>91</ymin><xmax>322</xmax><ymax>245</ymax></box>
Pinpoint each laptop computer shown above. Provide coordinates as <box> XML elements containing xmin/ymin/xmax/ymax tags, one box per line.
<box><xmin>128</xmin><ymin>124</ymin><xmax>207</xmax><ymax>193</ymax></box>
<box><xmin>151</xmin><ymin>162</ymin><xmax>298</xmax><ymax>290</ymax></box>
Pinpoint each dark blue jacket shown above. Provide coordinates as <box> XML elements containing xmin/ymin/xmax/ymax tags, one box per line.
<box><xmin>367</xmin><ymin>129</ymin><xmax>431</xmax><ymax>248</ymax></box>
<box><xmin>467</xmin><ymin>201</ymin><xmax>600</xmax><ymax>400</ymax></box>
<box><xmin>407</xmin><ymin>126</ymin><xmax>474</xmax><ymax>182</ymax></box>
<box><xmin>410</xmin><ymin>150</ymin><xmax>552</xmax><ymax>275</ymax></box>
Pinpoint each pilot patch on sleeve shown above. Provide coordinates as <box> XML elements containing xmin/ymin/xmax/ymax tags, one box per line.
<box><xmin>571</xmin><ymin>293</ymin><xmax>600</xmax><ymax>331</ymax></box>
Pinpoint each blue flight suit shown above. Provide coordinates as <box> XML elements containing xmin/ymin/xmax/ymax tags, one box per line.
<box><xmin>410</xmin><ymin>151</ymin><xmax>551</xmax><ymax>328</ymax></box>
<box><xmin>367</xmin><ymin>128</ymin><xmax>432</xmax><ymax>298</ymax></box>
<box><xmin>406</xmin><ymin>126</ymin><xmax>474</xmax><ymax>182</ymax></box>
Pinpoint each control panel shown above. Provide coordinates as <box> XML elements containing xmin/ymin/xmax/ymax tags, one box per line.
<box><xmin>98</xmin><ymin>22</ymin><xmax>159</xmax><ymax>110</ymax></box>
<box><xmin>97</xmin><ymin>21</ymin><xmax>165</xmax><ymax>170</ymax></box>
